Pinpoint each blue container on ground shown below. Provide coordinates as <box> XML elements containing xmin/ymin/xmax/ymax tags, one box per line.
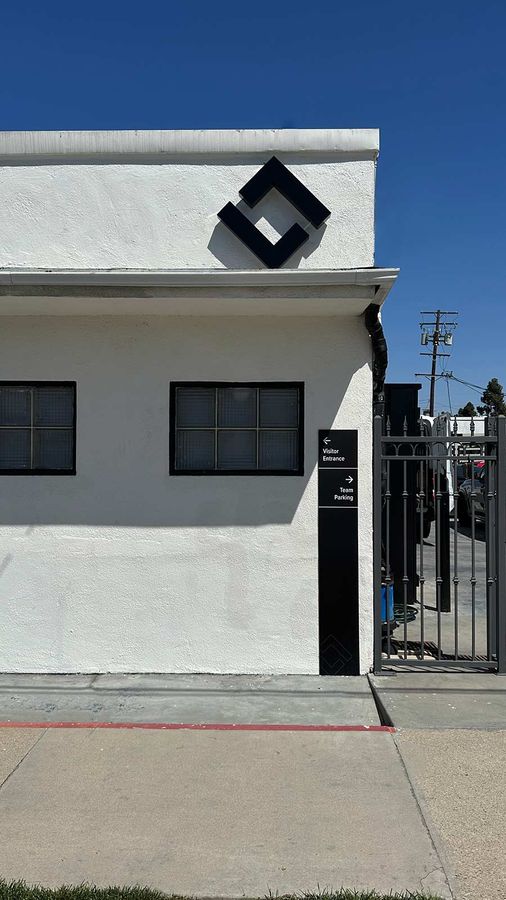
<box><xmin>381</xmin><ymin>584</ymin><xmax>394</xmax><ymax>623</ymax></box>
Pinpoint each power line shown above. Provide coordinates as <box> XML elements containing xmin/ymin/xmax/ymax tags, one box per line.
<box><xmin>440</xmin><ymin>373</ymin><xmax>486</xmax><ymax>394</ymax></box>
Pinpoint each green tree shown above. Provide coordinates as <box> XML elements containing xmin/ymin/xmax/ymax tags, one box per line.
<box><xmin>477</xmin><ymin>378</ymin><xmax>506</xmax><ymax>415</ymax></box>
<box><xmin>457</xmin><ymin>401</ymin><xmax>477</xmax><ymax>416</ymax></box>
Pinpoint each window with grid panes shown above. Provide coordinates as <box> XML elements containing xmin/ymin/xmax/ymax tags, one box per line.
<box><xmin>0</xmin><ymin>383</ymin><xmax>76</xmax><ymax>474</ymax></box>
<box><xmin>171</xmin><ymin>383</ymin><xmax>303</xmax><ymax>474</ymax></box>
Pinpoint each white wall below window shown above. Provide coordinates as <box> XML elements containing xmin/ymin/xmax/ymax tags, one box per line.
<box><xmin>0</xmin><ymin>314</ymin><xmax>373</xmax><ymax>674</ymax></box>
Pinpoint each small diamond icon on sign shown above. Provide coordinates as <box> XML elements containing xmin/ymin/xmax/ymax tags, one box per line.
<box><xmin>217</xmin><ymin>156</ymin><xmax>331</xmax><ymax>269</ymax></box>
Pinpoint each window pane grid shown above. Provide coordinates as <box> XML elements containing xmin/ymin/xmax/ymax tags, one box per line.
<box><xmin>0</xmin><ymin>384</ymin><xmax>75</xmax><ymax>473</ymax></box>
<box><xmin>173</xmin><ymin>384</ymin><xmax>302</xmax><ymax>473</ymax></box>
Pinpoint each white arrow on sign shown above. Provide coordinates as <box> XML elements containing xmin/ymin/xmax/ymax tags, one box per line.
<box><xmin>346</xmin><ymin>476</ymin><xmax>353</xmax><ymax>483</ymax></box>
<box><xmin>323</xmin><ymin>437</ymin><xmax>331</xmax><ymax>445</ymax></box>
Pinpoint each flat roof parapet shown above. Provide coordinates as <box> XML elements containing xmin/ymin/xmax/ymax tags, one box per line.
<box><xmin>0</xmin><ymin>128</ymin><xmax>380</xmax><ymax>162</ymax></box>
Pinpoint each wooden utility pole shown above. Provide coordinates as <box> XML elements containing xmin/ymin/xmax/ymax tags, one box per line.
<box><xmin>428</xmin><ymin>309</ymin><xmax>442</xmax><ymax>417</ymax></box>
<box><xmin>416</xmin><ymin>310</ymin><xmax>458</xmax><ymax>415</ymax></box>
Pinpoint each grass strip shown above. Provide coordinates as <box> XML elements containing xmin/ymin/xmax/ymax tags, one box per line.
<box><xmin>0</xmin><ymin>880</ymin><xmax>445</xmax><ymax>900</ymax></box>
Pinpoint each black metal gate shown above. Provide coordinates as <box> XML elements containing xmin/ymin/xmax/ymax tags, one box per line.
<box><xmin>373</xmin><ymin>414</ymin><xmax>506</xmax><ymax>672</ymax></box>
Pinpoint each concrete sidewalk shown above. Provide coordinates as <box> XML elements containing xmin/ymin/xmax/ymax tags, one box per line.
<box><xmin>369</xmin><ymin>673</ymin><xmax>506</xmax><ymax>729</ymax></box>
<box><xmin>0</xmin><ymin>726</ymin><xmax>452</xmax><ymax>899</ymax></box>
<box><xmin>396</xmin><ymin>729</ymin><xmax>506</xmax><ymax>900</ymax></box>
<box><xmin>369</xmin><ymin>674</ymin><xmax>506</xmax><ymax>900</ymax></box>
<box><xmin>5</xmin><ymin>671</ymin><xmax>506</xmax><ymax>899</ymax></box>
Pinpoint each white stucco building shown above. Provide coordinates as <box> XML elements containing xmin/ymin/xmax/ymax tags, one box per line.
<box><xmin>0</xmin><ymin>128</ymin><xmax>397</xmax><ymax>675</ymax></box>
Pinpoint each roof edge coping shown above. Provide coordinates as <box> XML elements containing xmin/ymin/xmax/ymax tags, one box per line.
<box><xmin>0</xmin><ymin>129</ymin><xmax>380</xmax><ymax>161</ymax></box>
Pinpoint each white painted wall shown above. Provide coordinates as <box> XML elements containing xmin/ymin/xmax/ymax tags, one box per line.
<box><xmin>0</xmin><ymin>315</ymin><xmax>373</xmax><ymax>674</ymax></box>
<box><xmin>0</xmin><ymin>129</ymin><xmax>385</xmax><ymax>674</ymax></box>
<box><xmin>0</xmin><ymin>159</ymin><xmax>375</xmax><ymax>271</ymax></box>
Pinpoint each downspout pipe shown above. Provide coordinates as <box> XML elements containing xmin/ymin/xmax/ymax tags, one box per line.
<box><xmin>364</xmin><ymin>303</ymin><xmax>388</xmax><ymax>418</ymax></box>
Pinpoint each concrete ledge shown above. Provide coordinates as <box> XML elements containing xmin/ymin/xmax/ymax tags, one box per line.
<box><xmin>0</xmin><ymin>674</ymin><xmax>381</xmax><ymax>726</ymax></box>
<box><xmin>0</xmin><ymin>267</ymin><xmax>398</xmax><ymax>314</ymax></box>
<box><xmin>0</xmin><ymin>267</ymin><xmax>398</xmax><ymax>289</ymax></box>
<box><xmin>370</xmin><ymin>673</ymin><xmax>506</xmax><ymax>729</ymax></box>
<box><xmin>0</xmin><ymin>128</ymin><xmax>380</xmax><ymax>161</ymax></box>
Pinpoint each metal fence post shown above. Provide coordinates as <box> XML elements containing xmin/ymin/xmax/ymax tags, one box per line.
<box><xmin>373</xmin><ymin>415</ymin><xmax>383</xmax><ymax>672</ymax></box>
<box><xmin>496</xmin><ymin>415</ymin><xmax>506</xmax><ymax>674</ymax></box>
<box><xmin>485</xmin><ymin>416</ymin><xmax>497</xmax><ymax>659</ymax></box>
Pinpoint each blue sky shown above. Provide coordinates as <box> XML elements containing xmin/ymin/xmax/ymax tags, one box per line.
<box><xmin>3</xmin><ymin>0</ymin><xmax>505</xmax><ymax>413</ymax></box>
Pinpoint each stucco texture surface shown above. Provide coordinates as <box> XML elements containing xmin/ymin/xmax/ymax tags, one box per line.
<box><xmin>0</xmin><ymin>314</ymin><xmax>373</xmax><ymax>674</ymax></box>
<box><xmin>0</xmin><ymin>159</ymin><xmax>375</xmax><ymax>270</ymax></box>
<box><xmin>396</xmin><ymin>729</ymin><xmax>506</xmax><ymax>900</ymax></box>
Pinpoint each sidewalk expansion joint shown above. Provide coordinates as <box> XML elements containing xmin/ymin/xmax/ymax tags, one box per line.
<box><xmin>393</xmin><ymin>732</ymin><xmax>457</xmax><ymax>900</ymax></box>
<box><xmin>0</xmin><ymin>725</ymin><xmax>48</xmax><ymax>794</ymax></box>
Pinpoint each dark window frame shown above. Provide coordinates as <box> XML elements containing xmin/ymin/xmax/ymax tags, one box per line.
<box><xmin>170</xmin><ymin>381</ymin><xmax>304</xmax><ymax>476</ymax></box>
<box><xmin>0</xmin><ymin>381</ymin><xmax>77</xmax><ymax>476</ymax></box>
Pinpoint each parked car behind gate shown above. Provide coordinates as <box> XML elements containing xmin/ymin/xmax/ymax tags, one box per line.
<box><xmin>456</xmin><ymin>462</ymin><xmax>469</xmax><ymax>489</ymax></box>
<box><xmin>458</xmin><ymin>467</ymin><xmax>486</xmax><ymax>524</ymax></box>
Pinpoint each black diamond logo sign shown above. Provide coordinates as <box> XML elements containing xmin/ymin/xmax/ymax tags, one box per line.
<box><xmin>217</xmin><ymin>156</ymin><xmax>331</xmax><ymax>269</ymax></box>
<box><xmin>319</xmin><ymin>634</ymin><xmax>353</xmax><ymax>676</ymax></box>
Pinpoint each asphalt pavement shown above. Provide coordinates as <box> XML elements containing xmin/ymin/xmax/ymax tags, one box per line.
<box><xmin>387</xmin><ymin>520</ymin><xmax>490</xmax><ymax>661</ymax></box>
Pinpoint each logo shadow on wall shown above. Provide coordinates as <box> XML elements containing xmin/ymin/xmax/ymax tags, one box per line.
<box><xmin>208</xmin><ymin>156</ymin><xmax>330</xmax><ymax>270</ymax></box>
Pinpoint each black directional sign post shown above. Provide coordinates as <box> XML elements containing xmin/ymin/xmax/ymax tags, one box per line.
<box><xmin>318</xmin><ymin>430</ymin><xmax>360</xmax><ymax>675</ymax></box>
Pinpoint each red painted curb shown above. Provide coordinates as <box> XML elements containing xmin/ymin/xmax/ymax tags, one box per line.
<box><xmin>0</xmin><ymin>721</ymin><xmax>395</xmax><ymax>732</ymax></box>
